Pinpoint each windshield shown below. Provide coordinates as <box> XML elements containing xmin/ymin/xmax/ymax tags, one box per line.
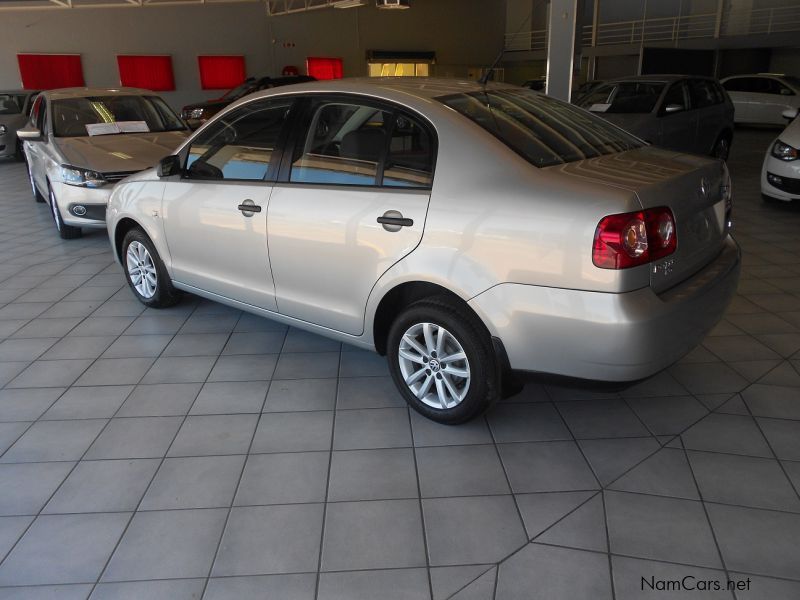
<box><xmin>577</xmin><ymin>81</ymin><xmax>667</xmax><ymax>114</ymax></box>
<box><xmin>52</xmin><ymin>95</ymin><xmax>186</xmax><ymax>138</ymax></box>
<box><xmin>0</xmin><ymin>93</ymin><xmax>26</xmax><ymax>115</ymax></box>
<box><xmin>221</xmin><ymin>81</ymin><xmax>257</xmax><ymax>100</ymax></box>
<box><xmin>784</xmin><ymin>76</ymin><xmax>800</xmax><ymax>90</ymax></box>
<box><xmin>438</xmin><ymin>88</ymin><xmax>643</xmax><ymax>168</ymax></box>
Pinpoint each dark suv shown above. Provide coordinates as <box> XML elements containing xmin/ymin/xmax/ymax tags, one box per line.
<box><xmin>181</xmin><ymin>75</ymin><xmax>315</xmax><ymax>129</ymax></box>
<box><xmin>576</xmin><ymin>75</ymin><xmax>735</xmax><ymax>160</ymax></box>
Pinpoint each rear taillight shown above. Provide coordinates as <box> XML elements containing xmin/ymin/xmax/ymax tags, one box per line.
<box><xmin>593</xmin><ymin>207</ymin><xmax>677</xmax><ymax>270</ymax></box>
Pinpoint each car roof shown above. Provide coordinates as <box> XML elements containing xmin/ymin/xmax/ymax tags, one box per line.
<box><xmin>0</xmin><ymin>90</ymin><xmax>38</xmax><ymax>95</ymax></box>
<box><xmin>602</xmin><ymin>74</ymin><xmax>716</xmax><ymax>84</ymax></box>
<box><xmin>240</xmin><ymin>77</ymin><xmax>516</xmax><ymax>103</ymax></box>
<box><xmin>42</xmin><ymin>87</ymin><xmax>154</xmax><ymax>100</ymax></box>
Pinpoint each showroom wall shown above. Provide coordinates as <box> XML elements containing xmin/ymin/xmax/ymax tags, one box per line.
<box><xmin>0</xmin><ymin>0</ymin><xmax>504</xmax><ymax>110</ymax></box>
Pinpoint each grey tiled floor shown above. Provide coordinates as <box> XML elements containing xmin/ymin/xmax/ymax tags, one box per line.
<box><xmin>1</xmin><ymin>129</ymin><xmax>800</xmax><ymax>599</ymax></box>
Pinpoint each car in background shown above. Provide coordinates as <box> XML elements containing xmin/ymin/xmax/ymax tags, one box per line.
<box><xmin>761</xmin><ymin>108</ymin><xmax>800</xmax><ymax>202</ymax></box>
<box><xmin>0</xmin><ymin>90</ymin><xmax>39</xmax><ymax>161</ymax></box>
<box><xmin>721</xmin><ymin>73</ymin><xmax>800</xmax><ymax>126</ymax></box>
<box><xmin>106</xmin><ymin>78</ymin><xmax>739</xmax><ymax>424</ymax></box>
<box><xmin>571</xmin><ymin>80</ymin><xmax>602</xmax><ymax>103</ymax></box>
<box><xmin>17</xmin><ymin>87</ymin><xmax>189</xmax><ymax>239</ymax></box>
<box><xmin>577</xmin><ymin>75</ymin><xmax>735</xmax><ymax>160</ymax></box>
<box><xmin>181</xmin><ymin>75</ymin><xmax>315</xmax><ymax>129</ymax></box>
<box><xmin>521</xmin><ymin>77</ymin><xmax>546</xmax><ymax>92</ymax></box>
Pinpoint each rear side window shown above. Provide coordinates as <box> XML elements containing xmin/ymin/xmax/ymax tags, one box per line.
<box><xmin>289</xmin><ymin>99</ymin><xmax>434</xmax><ymax>188</ymax></box>
<box><xmin>722</xmin><ymin>77</ymin><xmax>756</xmax><ymax>92</ymax></box>
<box><xmin>185</xmin><ymin>98</ymin><xmax>293</xmax><ymax>181</ymax></box>
<box><xmin>439</xmin><ymin>88</ymin><xmax>642</xmax><ymax>168</ymax></box>
<box><xmin>687</xmin><ymin>79</ymin><xmax>718</xmax><ymax>108</ymax></box>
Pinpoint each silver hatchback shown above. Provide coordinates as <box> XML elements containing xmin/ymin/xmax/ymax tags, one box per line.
<box><xmin>107</xmin><ymin>78</ymin><xmax>740</xmax><ymax>423</ymax></box>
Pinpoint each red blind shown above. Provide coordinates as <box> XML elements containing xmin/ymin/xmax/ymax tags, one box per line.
<box><xmin>117</xmin><ymin>55</ymin><xmax>175</xmax><ymax>91</ymax></box>
<box><xmin>198</xmin><ymin>56</ymin><xmax>246</xmax><ymax>90</ymax></box>
<box><xmin>307</xmin><ymin>57</ymin><xmax>343</xmax><ymax>80</ymax></box>
<box><xmin>17</xmin><ymin>54</ymin><xmax>84</xmax><ymax>90</ymax></box>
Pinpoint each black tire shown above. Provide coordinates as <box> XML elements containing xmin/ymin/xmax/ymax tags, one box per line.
<box><xmin>711</xmin><ymin>133</ymin><xmax>731</xmax><ymax>161</ymax></box>
<box><xmin>28</xmin><ymin>166</ymin><xmax>45</xmax><ymax>203</ymax></box>
<box><xmin>387</xmin><ymin>297</ymin><xmax>500</xmax><ymax>424</ymax></box>
<box><xmin>48</xmin><ymin>185</ymin><xmax>81</xmax><ymax>239</ymax></box>
<box><xmin>121</xmin><ymin>227</ymin><xmax>181</xmax><ymax>308</ymax></box>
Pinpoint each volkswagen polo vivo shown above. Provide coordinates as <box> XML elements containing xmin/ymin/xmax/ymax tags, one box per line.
<box><xmin>106</xmin><ymin>78</ymin><xmax>740</xmax><ymax>423</ymax></box>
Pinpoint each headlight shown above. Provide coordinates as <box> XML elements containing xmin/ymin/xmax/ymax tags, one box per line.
<box><xmin>771</xmin><ymin>140</ymin><xmax>798</xmax><ymax>161</ymax></box>
<box><xmin>0</xmin><ymin>124</ymin><xmax>6</xmax><ymax>135</ymax></box>
<box><xmin>60</xmin><ymin>165</ymin><xmax>108</xmax><ymax>188</ymax></box>
<box><xmin>184</xmin><ymin>108</ymin><xmax>205</xmax><ymax>120</ymax></box>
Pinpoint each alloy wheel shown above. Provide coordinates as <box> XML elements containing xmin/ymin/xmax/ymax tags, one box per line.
<box><xmin>126</xmin><ymin>241</ymin><xmax>158</xmax><ymax>299</ymax></box>
<box><xmin>397</xmin><ymin>322</ymin><xmax>471</xmax><ymax>410</ymax></box>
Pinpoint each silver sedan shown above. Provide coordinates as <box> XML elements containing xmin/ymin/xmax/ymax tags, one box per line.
<box><xmin>106</xmin><ymin>78</ymin><xmax>740</xmax><ymax>424</ymax></box>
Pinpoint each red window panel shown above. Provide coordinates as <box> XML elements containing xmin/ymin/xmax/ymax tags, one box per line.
<box><xmin>117</xmin><ymin>55</ymin><xmax>175</xmax><ymax>91</ymax></box>
<box><xmin>198</xmin><ymin>56</ymin><xmax>246</xmax><ymax>90</ymax></box>
<box><xmin>307</xmin><ymin>57</ymin><xmax>343</xmax><ymax>80</ymax></box>
<box><xmin>17</xmin><ymin>54</ymin><xmax>84</xmax><ymax>90</ymax></box>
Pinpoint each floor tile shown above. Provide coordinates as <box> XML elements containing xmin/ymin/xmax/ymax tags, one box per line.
<box><xmin>75</xmin><ymin>358</ymin><xmax>154</xmax><ymax>387</ymax></box>
<box><xmin>263</xmin><ymin>378</ymin><xmax>337</xmax><ymax>412</ymax></box>
<box><xmin>336</xmin><ymin>376</ymin><xmax>406</xmax><ymax>409</ymax></box>
<box><xmin>141</xmin><ymin>356</ymin><xmax>217</xmax><ymax>384</ymax></box>
<box><xmin>207</xmin><ymin>354</ymin><xmax>278</xmax><ymax>382</ymax></box>
<box><xmin>251</xmin><ymin>411</ymin><xmax>333</xmax><ymax>453</ymax></box>
<box><xmin>100</xmin><ymin>334</ymin><xmax>172</xmax><ymax>358</ymax></box>
<box><xmin>0</xmin><ymin>513</ymin><xmax>130</xmax><ymax>585</ymax></box>
<box><xmin>333</xmin><ymin>408</ymin><xmax>412</xmax><ymax>450</ymax></box>
<box><xmin>423</xmin><ymin>495</ymin><xmax>526</xmax><ymax>566</ymax></box>
<box><xmin>101</xmin><ymin>508</ymin><xmax>227</xmax><ymax>581</ymax></box>
<box><xmin>162</xmin><ymin>333</ymin><xmax>229</xmax><ymax>357</ymax></box>
<box><xmin>204</xmin><ymin>574</ymin><xmax>316</xmax><ymax>600</ymax></box>
<box><xmin>85</xmin><ymin>417</ymin><xmax>182</xmax><ymax>459</ymax></box>
<box><xmin>212</xmin><ymin>504</ymin><xmax>324</xmax><ymax>576</ymax></box>
<box><xmin>681</xmin><ymin>413</ymin><xmax>772</xmax><ymax>457</ymax></box>
<box><xmin>0</xmin><ymin>515</ymin><xmax>34</xmax><ymax>560</ymax></box>
<box><xmin>222</xmin><ymin>331</ymin><xmax>286</xmax><ymax>355</ymax></box>
<box><xmin>168</xmin><ymin>414</ymin><xmax>258</xmax><ymax>456</ymax></box>
<box><xmin>0</xmin><ymin>388</ymin><xmax>64</xmax><ymax>422</ymax></box>
<box><xmin>7</xmin><ymin>359</ymin><xmax>93</xmax><ymax>389</ymax></box>
<box><xmin>321</xmin><ymin>499</ymin><xmax>426</xmax><ymax>571</ymax></box>
<box><xmin>416</xmin><ymin>444</ymin><xmax>509</xmax><ymax>497</ymax></box>
<box><xmin>626</xmin><ymin>395</ymin><xmax>709</xmax><ymax>436</ymax></box>
<box><xmin>42</xmin><ymin>386</ymin><xmax>133</xmax><ymax>420</ymax></box>
<box><xmin>273</xmin><ymin>352</ymin><xmax>339</xmax><ymax>380</ymax></box>
<box><xmin>116</xmin><ymin>383</ymin><xmax>200</xmax><ymax>417</ymax></box>
<box><xmin>409</xmin><ymin>410</ymin><xmax>494</xmax><ymax>447</ymax></box>
<box><xmin>317</xmin><ymin>569</ymin><xmax>430</xmax><ymax>600</ymax></box>
<box><xmin>281</xmin><ymin>328</ymin><xmax>339</xmax><ymax>353</ymax></box>
<box><xmin>577</xmin><ymin>437</ymin><xmax>660</xmax><ymax>486</ymax></box>
<box><xmin>0</xmin><ymin>462</ymin><xmax>74</xmax><ymax>516</ymax></box>
<box><xmin>487</xmin><ymin>403</ymin><xmax>571</xmax><ymax>442</ymax></box>
<box><xmin>498</xmin><ymin>441</ymin><xmax>599</xmax><ymax>493</ymax></box>
<box><xmin>234</xmin><ymin>452</ymin><xmax>329</xmax><ymax>505</ymax></box>
<box><xmin>140</xmin><ymin>455</ymin><xmax>245</xmax><ymax>510</ymax></box>
<box><xmin>1</xmin><ymin>419</ymin><xmax>106</xmax><ymax>463</ymax></box>
<box><xmin>612</xmin><ymin>556</ymin><xmax>731</xmax><ymax>599</ymax></box>
<box><xmin>327</xmin><ymin>448</ymin><xmax>418</xmax><ymax>502</ymax></box>
<box><xmin>89</xmin><ymin>579</ymin><xmax>206</xmax><ymax>600</ymax></box>
<box><xmin>339</xmin><ymin>350</ymin><xmax>389</xmax><ymax>377</ymax></box>
<box><xmin>557</xmin><ymin>400</ymin><xmax>650</xmax><ymax>439</ymax></box>
<box><xmin>191</xmin><ymin>380</ymin><xmax>269</xmax><ymax>414</ymax></box>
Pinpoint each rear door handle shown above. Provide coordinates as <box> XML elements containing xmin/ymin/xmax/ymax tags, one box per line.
<box><xmin>378</xmin><ymin>210</ymin><xmax>413</xmax><ymax>232</ymax></box>
<box><xmin>237</xmin><ymin>199</ymin><xmax>261</xmax><ymax>216</ymax></box>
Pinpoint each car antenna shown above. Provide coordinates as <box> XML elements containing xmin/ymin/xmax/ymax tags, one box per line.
<box><xmin>480</xmin><ymin>9</ymin><xmax>534</xmax><ymax>87</ymax></box>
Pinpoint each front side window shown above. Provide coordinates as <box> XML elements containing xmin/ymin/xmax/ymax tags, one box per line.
<box><xmin>185</xmin><ymin>98</ymin><xmax>294</xmax><ymax>181</ymax></box>
<box><xmin>0</xmin><ymin>94</ymin><xmax>26</xmax><ymax>115</ymax></box>
<box><xmin>52</xmin><ymin>95</ymin><xmax>186</xmax><ymax>138</ymax></box>
<box><xmin>578</xmin><ymin>81</ymin><xmax>667</xmax><ymax>114</ymax></box>
<box><xmin>687</xmin><ymin>79</ymin><xmax>717</xmax><ymax>109</ymax></box>
<box><xmin>661</xmin><ymin>82</ymin><xmax>688</xmax><ymax>113</ymax></box>
<box><xmin>439</xmin><ymin>88</ymin><xmax>642</xmax><ymax>168</ymax></box>
<box><xmin>290</xmin><ymin>101</ymin><xmax>392</xmax><ymax>186</ymax></box>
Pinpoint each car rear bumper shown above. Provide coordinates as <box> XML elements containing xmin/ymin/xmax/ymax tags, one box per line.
<box><xmin>469</xmin><ymin>235</ymin><xmax>741</xmax><ymax>382</ymax></box>
<box><xmin>51</xmin><ymin>182</ymin><xmax>111</xmax><ymax>229</ymax></box>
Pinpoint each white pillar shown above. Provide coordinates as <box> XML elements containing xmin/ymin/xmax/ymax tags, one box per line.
<box><xmin>546</xmin><ymin>0</ymin><xmax>579</xmax><ymax>101</ymax></box>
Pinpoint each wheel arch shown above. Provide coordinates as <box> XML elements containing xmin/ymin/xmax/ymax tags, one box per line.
<box><xmin>113</xmin><ymin>217</ymin><xmax>143</xmax><ymax>263</ymax></box>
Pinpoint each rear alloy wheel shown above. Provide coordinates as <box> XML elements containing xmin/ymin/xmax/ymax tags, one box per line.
<box><xmin>712</xmin><ymin>135</ymin><xmax>731</xmax><ymax>161</ymax></box>
<box><xmin>121</xmin><ymin>228</ymin><xmax>181</xmax><ymax>308</ymax></box>
<box><xmin>49</xmin><ymin>186</ymin><xmax>81</xmax><ymax>239</ymax></box>
<box><xmin>387</xmin><ymin>298</ymin><xmax>499</xmax><ymax>424</ymax></box>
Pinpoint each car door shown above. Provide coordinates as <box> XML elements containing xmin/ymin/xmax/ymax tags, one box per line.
<box><xmin>267</xmin><ymin>96</ymin><xmax>435</xmax><ymax>335</ymax></box>
<box><xmin>657</xmin><ymin>81</ymin><xmax>697</xmax><ymax>152</ymax></box>
<box><xmin>687</xmin><ymin>79</ymin><xmax>721</xmax><ymax>154</ymax></box>
<box><xmin>25</xmin><ymin>95</ymin><xmax>48</xmax><ymax>192</ymax></box>
<box><xmin>722</xmin><ymin>77</ymin><xmax>755</xmax><ymax>122</ymax></box>
<box><xmin>161</xmin><ymin>97</ymin><xmax>295</xmax><ymax>311</ymax></box>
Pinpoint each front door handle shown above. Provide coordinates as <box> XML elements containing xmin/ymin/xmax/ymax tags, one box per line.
<box><xmin>378</xmin><ymin>210</ymin><xmax>413</xmax><ymax>232</ymax></box>
<box><xmin>237</xmin><ymin>199</ymin><xmax>262</xmax><ymax>216</ymax></box>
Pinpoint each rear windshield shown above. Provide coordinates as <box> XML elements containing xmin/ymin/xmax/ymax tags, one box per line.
<box><xmin>577</xmin><ymin>81</ymin><xmax>667</xmax><ymax>114</ymax></box>
<box><xmin>0</xmin><ymin>93</ymin><xmax>26</xmax><ymax>115</ymax></box>
<box><xmin>437</xmin><ymin>88</ymin><xmax>642</xmax><ymax>168</ymax></box>
<box><xmin>52</xmin><ymin>95</ymin><xmax>186</xmax><ymax>138</ymax></box>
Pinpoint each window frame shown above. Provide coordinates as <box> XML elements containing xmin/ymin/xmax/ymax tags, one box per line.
<box><xmin>658</xmin><ymin>80</ymin><xmax>689</xmax><ymax>116</ymax></box>
<box><xmin>180</xmin><ymin>96</ymin><xmax>300</xmax><ymax>184</ymax></box>
<box><xmin>275</xmin><ymin>93</ymin><xmax>438</xmax><ymax>191</ymax></box>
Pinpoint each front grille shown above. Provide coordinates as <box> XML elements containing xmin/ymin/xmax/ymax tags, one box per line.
<box><xmin>103</xmin><ymin>171</ymin><xmax>139</xmax><ymax>183</ymax></box>
<box><xmin>767</xmin><ymin>172</ymin><xmax>800</xmax><ymax>194</ymax></box>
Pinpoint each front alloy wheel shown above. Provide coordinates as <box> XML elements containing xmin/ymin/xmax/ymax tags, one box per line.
<box><xmin>398</xmin><ymin>322</ymin><xmax>471</xmax><ymax>410</ymax></box>
<box><xmin>387</xmin><ymin>298</ymin><xmax>499</xmax><ymax>424</ymax></box>
<box><xmin>126</xmin><ymin>241</ymin><xmax>158</xmax><ymax>299</ymax></box>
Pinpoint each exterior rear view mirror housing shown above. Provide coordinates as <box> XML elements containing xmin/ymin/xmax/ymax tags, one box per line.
<box><xmin>782</xmin><ymin>108</ymin><xmax>799</xmax><ymax>121</ymax></box>
<box><xmin>157</xmin><ymin>155</ymin><xmax>181</xmax><ymax>178</ymax></box>
<box><xmin>16</xmin><ymin>126</ymin><xmax>42</xmax><ymax>141</ymax></box>
<box><xmin>664</xmin><ymin>104</ymin><xmax>684</xmax><ymax>114</ymax></box>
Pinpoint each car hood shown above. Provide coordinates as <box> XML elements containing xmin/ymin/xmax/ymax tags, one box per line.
<box><xmin>54</xmin><ymin>131</ymin><xmax>189</xmax><ymax>173</ymax></box>
<box><xmin>777</xmin><ymin>116</ymin><xmax>800</xmax><ymax>148</ymax></box>
<box><xmin>182</xmin><ymin>99</ymin><xmax>228</xmax><ymax>112</ymax></box>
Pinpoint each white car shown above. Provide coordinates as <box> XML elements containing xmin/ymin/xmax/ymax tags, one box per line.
<box><xmin>721</xmin><ymin>74</ymin><xmax>800</xmax><ymax>126</ymax></box>
<box><xmin>17</xmin><ymin>88</ymin><xmax>189</xmax><ymax>239</ymax></box>
<box><xmin>762</xmin><ymin>108</ymin><xmax>800</xmax><ymax>202</ymax></box>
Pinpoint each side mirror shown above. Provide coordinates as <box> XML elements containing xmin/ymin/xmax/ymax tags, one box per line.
<box><xmin>156</xmin><ymin>155</ymin><xmax>181</xmax><ymax>178</ymax></box>
<box><xmin>782</xmin><ymin>108</ymin><xmax>799</xmax><ymax>121</ymax></box>
<box><xmin>664</xmin><ymin>104</ymin><xmax>684</xmax><ymax>114</ymax></box>
<box><xmin>17</xmin><ymin>126</ymin><xmax>42</xmax><ymax>141</ymax></box>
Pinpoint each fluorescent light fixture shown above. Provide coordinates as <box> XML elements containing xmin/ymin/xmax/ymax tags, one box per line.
<box><xmin>333</xmin><ymin>0</ymin><xmax>365</xmax><ymax>7</ymax></box>
<box><xmin>376</xmin><ymin>0</ymin><xmax>410</xmax><ymax>8</ymax></box>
